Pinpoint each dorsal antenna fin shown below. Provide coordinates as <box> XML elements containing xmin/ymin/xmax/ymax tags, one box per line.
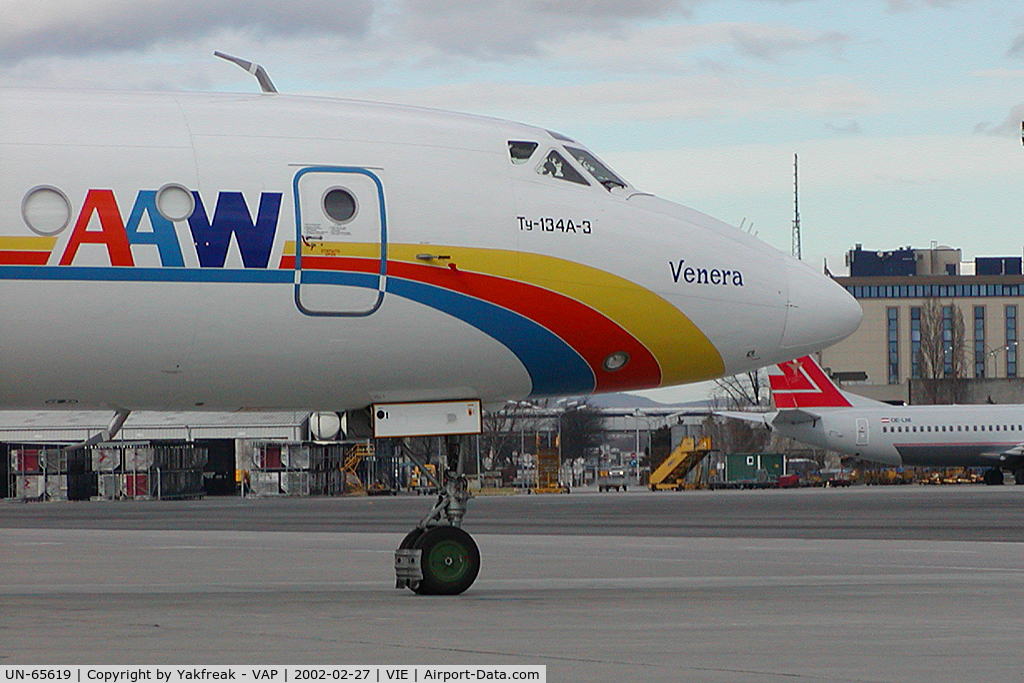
<box><xmin>214</xmin><ymin>51</ymin><xmax>278</xmax><ymax>94</ymax></box>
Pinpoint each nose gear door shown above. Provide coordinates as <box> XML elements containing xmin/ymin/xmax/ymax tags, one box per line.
<box><xmin>293</xmin><ymin>166</ymin><xmax>387</xmax><ymax>316</ymax></box>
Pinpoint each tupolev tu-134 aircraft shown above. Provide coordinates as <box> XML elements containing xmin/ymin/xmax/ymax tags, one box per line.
<box><xmin>0</xmin><ymin>56</ymin><xmax>861</xmax><ymax>594</ymax></box>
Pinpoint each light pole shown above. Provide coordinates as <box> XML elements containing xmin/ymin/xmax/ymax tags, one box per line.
<box><xmin>632</xmin><ymin>409</ymin><xmax>649</xmax><ymax>486</ymax></box>
<box><xmin>633</xmin><ymin>410</ymin><xmax>641</xmax><ymax>456</ymax></box>
<box><xmin>475</xmin><ymin>433</ymin><xmax>481</xmax><ymax>488</ymax></box>
<box><xmin>985</xmin><ymin>342</ymin><xmax>1017</xmax><ymax>378</ymax></box>
<box><xmin>508</xmin><ymin>399</ymin><xmax>540</xmax><ymax>489</ymax></box>
<box><xmin>557</xmin><ymin>399</ymin><xmax>580</xmax><ymax>486</ymax></box>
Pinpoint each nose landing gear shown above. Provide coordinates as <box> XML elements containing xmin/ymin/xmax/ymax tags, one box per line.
<box><xmin>395</xmin><ymin>436</ymin><xmax>481</xmax><ymax>595</ymax></box>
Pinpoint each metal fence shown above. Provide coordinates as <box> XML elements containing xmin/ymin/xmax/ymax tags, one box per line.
<box><xmin>6</xmin><ymin>442</ymin><xmax>208</xmax><ymax>501</ymax></box>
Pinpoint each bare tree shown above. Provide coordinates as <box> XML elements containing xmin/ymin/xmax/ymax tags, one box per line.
<box><xmin>916</xmin><ymin>298</ymin><xmax>968</xmax><ymax>404</ymax></box>
<box><xmin>706</xmin><ymin>409</ymin><xmax>769</xmax><ymax>455</ymax></box>
<box><xmin>714</xmin><ymin>369</ymin><xmax>767</xmax><ymax>408</ymax></box>
<box><xmin>708</xmin><ymin>368</ymin><xmax>771</xmax><ymax>454</ymax></box>
<box><xmin>480</xmin><ymin>404</ymin><xmax>537</xmax><ymax>472</ymax></box>
<box><xmin>918</xmin><ymin>298</ymin><xmax>945</xmax><ymax>382</ymax></box>
<box><xmin>558</xmin><ymin>402</ymin><xmax>604</xmax><ymax>465</ymax></box>
<box><xmin>947</xmin><ymin>303</ymin><xmax>968</xmax><ymax>380</ymax></box>
<box><xmin>645</xmin><ymin>425</ymin><xmax>673</xmax><ymax>472</ymax></box>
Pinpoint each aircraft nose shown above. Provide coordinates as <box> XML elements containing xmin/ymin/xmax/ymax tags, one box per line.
<box><xmin>781</xmin><ymin>257</ymin><xmax>862</xmax><ymax>353</ymax></box>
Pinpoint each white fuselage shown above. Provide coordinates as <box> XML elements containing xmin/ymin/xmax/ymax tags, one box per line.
<box><xmin>775</xmin><ymin>404</ymin><xmax>1024</xmax><ymax>468</ymax></box>
<box><xmin>0</xmin><ymin>88</ymin><xmax>861</xmax><ymax>412</ymax></box>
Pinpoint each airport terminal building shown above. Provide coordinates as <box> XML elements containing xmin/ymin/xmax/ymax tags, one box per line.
<box><xmin>820</xmin><ymin>244</ymin><xmax>1024</xmax><ymax>404</ymax></box>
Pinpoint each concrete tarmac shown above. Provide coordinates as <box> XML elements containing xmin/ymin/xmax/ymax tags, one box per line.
<box><xmin>3</xmin><ymin>486</ymin><xmax>1024</xmax><ymax>682</ymax></box>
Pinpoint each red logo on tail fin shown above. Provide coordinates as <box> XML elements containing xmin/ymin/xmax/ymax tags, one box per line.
<box><xmin>769</xmin><ymin>356</ymin><xmax>852</xmax><ymax>408</ymax></box>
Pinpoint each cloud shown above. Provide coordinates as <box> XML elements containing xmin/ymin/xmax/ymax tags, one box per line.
<box><xmin>885</xmin><ymin>0</ymin><xmax>980</xmax><ymax>9</ymax></box>
<box><xmin>824</xmin><ymin>120</ymin><xmax>862</xmax><ymax>135</ymax></box>
<box><xmin>0</xmin><ymin>0</ymin><xmax>702</xmax><ymax>65</ymax></box>
<box><xmin>392</xmin><ymin>1</ymin><xmax>857</xmax><ymax>63</ymax></box>
<box><xmin>535</xmin><ymin>22</ymin><xmax>852</xmax><ymax>76</ymax></box>
<box><xmin>0</xmin><ymin>4</ymin><xmax>866</xmax><ymax>96</ymax></box>
<box><xmin>0</xmin><ymin>0</ymin><xmax>983</xmax><ymax>66</ymax></box>
<box><xmin>347</xmin><ymin>71</ymin><xmax>878</xmax><ymax>125</ymax></box>
<box><xmin>975</xmin><ymin>103</ymin><xmax>1024</xmax><ymax>138</ymax></box>
<box><xmin>533</xmin><ymin>0</ymin><xmax>688</xmax><ymax>20</ymax></box>
<box><xmin>390</xmin><ymin>0</ymin><xmax>701</xmax><ymax>60</ymax></box>
<box><xmin>391</xmin><ymin>1</ymin><xmax>548</xmax><ymax>60</ymax></box>
<box><xmin>731</xmin><ymin>26</ymin><xmax>850</xmax><ymax>61</ymax></box>
<box><xmin>0</xmin><ymin>0</ymin><xmax>375</xmax><ymax>61</ymax></box>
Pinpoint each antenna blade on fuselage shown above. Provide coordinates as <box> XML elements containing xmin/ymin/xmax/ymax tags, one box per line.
<box><xmin>214</xmin><ymin>51</ymin><xmax>278</xmax><ymax>94</ymax></box>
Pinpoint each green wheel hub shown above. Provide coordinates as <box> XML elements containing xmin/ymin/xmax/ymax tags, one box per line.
<box><xmin>425</xmin><ymin>539</ymin><xmax>471</xmax><ymax>583</ymax></box>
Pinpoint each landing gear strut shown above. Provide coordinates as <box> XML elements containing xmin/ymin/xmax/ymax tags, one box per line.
<box><xmin>395</xmin><ymin>436</ymin><xmax>480</xmax><ymax>595</ymax></box>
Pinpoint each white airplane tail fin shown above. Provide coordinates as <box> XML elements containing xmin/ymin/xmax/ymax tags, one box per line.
<box><xmin>769</xmin><ymin>356</ymin><xmax>881</xmax><ymax>409</ymax></box>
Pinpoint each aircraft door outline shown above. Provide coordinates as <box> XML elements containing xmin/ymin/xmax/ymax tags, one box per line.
<box><xmin>293</xmin><ymin>166</ymin><xmax>387</xmax><ymax>317</ymax></box>
<box><xmin>856</xmin><ymin>418</ymin><xmax>869</xmax><ymax>446</ymax></box>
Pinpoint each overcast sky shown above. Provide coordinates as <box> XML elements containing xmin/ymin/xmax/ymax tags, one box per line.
<box><xmin>3</xmin><ymin>0</ymin><xmax>1024</xmax><ymax>402</ymax></box>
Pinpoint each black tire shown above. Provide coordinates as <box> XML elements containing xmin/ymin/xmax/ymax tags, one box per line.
<box><xmin>412</xmin><ymin>526</ymin><xmax>480</xmax><ymax>596</ymax></box>
<box><xmin>984</xmin><ymin>468</ymin><xmax>1005</xmax><ymax>486</ymax></box>
<box><xmin>399</xmin><ymin>527</ymin><xmax>425</xmax><ymax>550</ymax></box>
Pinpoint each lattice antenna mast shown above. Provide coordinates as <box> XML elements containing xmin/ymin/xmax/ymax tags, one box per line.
<box><xmin>791</xmin><ymin>153</ymin><xmax>802</xmax><ymax>260</ymax></box>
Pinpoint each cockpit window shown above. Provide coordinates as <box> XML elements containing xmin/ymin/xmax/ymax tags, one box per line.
<box><xmin>547</xmin><ymin>130</ymin><xmax>577</xmax><ymax>143</ymax></box>
<box><xmin>508</xmin><ymin>141</ymin><xmax>538</xmax><ymax>164</ymax></box>
<box><xmin>565</xmin><ymin>146</ymin><xmax>627</xmax><ymax>190</ymax></box>
<box><xmin>537</xmin><ymin>150</ymin><xmax>590</xmax><ymax>186</ymax></box>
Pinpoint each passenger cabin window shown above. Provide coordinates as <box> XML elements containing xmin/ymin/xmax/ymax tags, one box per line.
<box><xmin>564</xmin><ymin>146</ymin><xmax>627</xmax><ymax>190</ymax></box>
<box><xmin>538</xmin><ymin>150</ymin><xmax>590</xmax><ymax>186</ymax></box>
<box><xmin>508</xmin><ymin>141</ymin><xmax>538</xmax><ymax>164</ymax></box>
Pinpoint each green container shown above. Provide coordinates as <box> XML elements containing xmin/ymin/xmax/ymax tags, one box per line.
<box><xmin>726</xmin><ymin>453</ymin><xmax>784</xmax><ymax>482</ymax></box>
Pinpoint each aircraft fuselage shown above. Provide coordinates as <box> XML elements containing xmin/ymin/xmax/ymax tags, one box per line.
<box><xmin>777</xmin><ymin>405</ymin><xmax>1024</xmax><ymax>468</ymax></box>
<box><xmin>0</xmin><ymin>88</ymin><xmax>861</xmax><ymax>411</ymax></box>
